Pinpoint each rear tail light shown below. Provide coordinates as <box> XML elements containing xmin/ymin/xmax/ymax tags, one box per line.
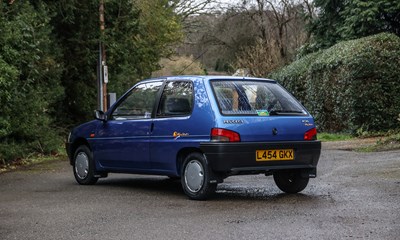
<box><xmin>304</xmin><ymin>127</ymin><xmax>317</xmax><ymax>140</ymax></box>
<box><xmin>211</xmin><ymin>128</ymin><xmax>241</xmax><ymax>142</ymax></box>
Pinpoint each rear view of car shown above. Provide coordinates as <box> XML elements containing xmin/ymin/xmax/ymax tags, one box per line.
<box><xmin>193</xmin><ymin>78</ymin><xmax>321</xmax><ymax>199</ymax></box>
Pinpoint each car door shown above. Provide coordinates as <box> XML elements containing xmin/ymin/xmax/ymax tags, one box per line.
<box><xmin>94</xmin><ymin>81</ymin><xmax>163</xmax><ymax>170</ymax></box>
<box><xmin>150</xmin><ymin>81</ymin><xmax>195</xmax><ymax>172</ymax></box>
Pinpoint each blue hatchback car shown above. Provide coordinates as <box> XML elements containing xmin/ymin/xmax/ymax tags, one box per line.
<box><xmin>66</xmin><ymin>76</ymin><xmax>321</xmax><ymax>200</ymax></box>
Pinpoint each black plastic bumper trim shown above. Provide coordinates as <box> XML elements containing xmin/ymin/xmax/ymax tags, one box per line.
<box><xmin>200</xmin><ymin>141</ymin><xmax>321</xmax><ymax>174</ymax></box>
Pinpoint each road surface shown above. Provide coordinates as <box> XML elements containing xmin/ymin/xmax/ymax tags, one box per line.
<box><xmin>0</xmin><ymin>143</ymin><xmax>399</xmax><ymax>239</ymax></box>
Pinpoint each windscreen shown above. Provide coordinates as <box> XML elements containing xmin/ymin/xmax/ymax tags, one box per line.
<box><xmin>211</xmin><ymin>80</ymin><xmax>307</xmax><ymax>116</ymax></box>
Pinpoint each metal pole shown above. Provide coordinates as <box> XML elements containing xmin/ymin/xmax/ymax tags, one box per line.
<box><xmin>99</xmin><ymin>0</ymin><xmax>107</xmax><ymax>111</ymax></box>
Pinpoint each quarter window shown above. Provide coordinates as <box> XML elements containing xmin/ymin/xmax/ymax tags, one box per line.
<box><xmin>157</xmin><ymin>81</ymin><xmax>193</xmax><ymax>117</ymax></box>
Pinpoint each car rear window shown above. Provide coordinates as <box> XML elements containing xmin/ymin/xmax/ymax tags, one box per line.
<box><xmin>211</xmin><ymin>80</ymin><xmax>307</xmax><ymax>116</ymax></box>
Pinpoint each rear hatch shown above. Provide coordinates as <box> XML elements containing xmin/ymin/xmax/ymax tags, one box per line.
<box><xmin>209</xmin><ymin>79</ymin><xmax>317</xmax><ymax>142</ymax></box>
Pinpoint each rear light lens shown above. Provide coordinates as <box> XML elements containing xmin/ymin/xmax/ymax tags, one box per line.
<box><xmin>304</xmin><ymin>127</ymin><xmax>317</xmax><ymax>140</ymax></box>
<box><xmin>211</xmin><ymin>128</ymin><xmax>241</xmax><ymax>142</ymax></box>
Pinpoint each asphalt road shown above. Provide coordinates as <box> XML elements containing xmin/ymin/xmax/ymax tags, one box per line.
<box><xmin>0</xmin><ymin>144</ymin><xmax>399</xmax><ymax>240</ymax></box>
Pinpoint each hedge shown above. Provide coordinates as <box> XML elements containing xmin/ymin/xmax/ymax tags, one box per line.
<box><xmin>271</xmin><ymin>33</ymin><xmax>400</xmax><ymax>133</ymax></box>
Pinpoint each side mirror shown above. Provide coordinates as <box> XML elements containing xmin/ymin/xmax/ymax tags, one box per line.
<box><xmin>94</xmin><ymin>110</ymin><xmax>107</xmax><ymax>122</ymax></box>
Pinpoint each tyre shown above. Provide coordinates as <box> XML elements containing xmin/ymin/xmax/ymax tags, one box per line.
<box><xmin>73</xmin><ymin>145</ymin><xmax>98</xmax><ymax>185</ymax></box>
<box><xmin>181</xmin><ymin>152</ymin><xmax>217</xmax><ymax>200</ymax></box>
<box><xmin>273</xmin><ymin>170</ymin><xmax>309</xmax><ymax>193</ymax></box>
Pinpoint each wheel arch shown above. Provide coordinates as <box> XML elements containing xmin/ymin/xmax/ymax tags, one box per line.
<box><xmin>176</xmin><ymin>147</ymin><xmax>203</xmax><ymax>176</ymax></box>
<box><xmin>69</xmin><ymin>138</ymin><xmax>91</xmax><ymax>165</ymax></box>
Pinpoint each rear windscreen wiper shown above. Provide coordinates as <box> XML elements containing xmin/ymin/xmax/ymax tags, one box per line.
<box><xmin>269</xmin><ymin>110</ymin><xmax>306</xmax><ymax>116</ymax></box>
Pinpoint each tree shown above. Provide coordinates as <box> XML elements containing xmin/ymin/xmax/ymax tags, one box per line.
<box><xmin>0</xmin><ymin>0</ymin><xmax>63</xmax><ymax>162</ymax></box>
<box><xmin>177</xmin><ymin>0</ymin><xmax>311</xmax><ymax>76</ymax></box>
<box><xmin>340</xmin><ymin>0</ymin><xmax>400</xmax><ymax>39</ymax></box>
<box><xmin>46</xmin><ymin>0</ymin><xmax>100</xmax><ymax>123</ymax></box>
<box><xmin>235</xmin><ymin>38</ymin><xmax>282</xmax><ymax>77</ymax></box>
<box><xmin>306</xmin><ymin>0</ymin><xmax>400</xmax><ymax>51</ymax></box>
<box><xmin>106</xmin><ymin>0</ymin><xmax>183</xmax><ymax>94</ymax></box>
<box><xmin>171</xmin><ymin>0</ymin><xmax>216</xmax><ymax>31</ymax></box>
<box><xmin>46</xmin><ymin>0</ymin><xmax>183</xmax><ymax>122</ymax></box>
<box><xmin>306</xmin><ymin>0</ymin><xmax>345</xmax><ymax>50</ymax></box>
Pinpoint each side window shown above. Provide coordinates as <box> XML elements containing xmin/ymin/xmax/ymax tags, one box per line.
<box><xmin>157</xmin><ymin>81</ymin><xmax>193</xmax><ymax>117</ymax></box>
<box><xmin>111</xmin><ymin>81</ymin><xmax>162</xmax><ymax>120</ymax></box>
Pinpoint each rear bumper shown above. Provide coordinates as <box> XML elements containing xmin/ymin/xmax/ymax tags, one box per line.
<box><xmin>200</xmin><ymin>141</ymin><xmax>321</xmax><ymax>175</ymax></box>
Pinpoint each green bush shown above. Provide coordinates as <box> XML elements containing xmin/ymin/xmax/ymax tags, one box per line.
<box><xmin>271</xmin><ymin>33</ymin><xmax>400</xmax><ymax>133</ymax></box>
<box><xmin>0</xmin><ymin>2</ymin><xmax>64</xmax><ymax>163</ymax></box>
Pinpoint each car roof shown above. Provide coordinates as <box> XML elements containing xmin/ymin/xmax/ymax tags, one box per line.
<box><xmin>145</xmin><ymin>75</ymin><xmax>277</xmax><ymax>83</ymax></box>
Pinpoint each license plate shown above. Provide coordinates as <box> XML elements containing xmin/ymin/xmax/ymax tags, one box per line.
<box><xmin>256</xmin><ymin>149</ymin><xmax>294</xmax><ymax>161</ymax></box>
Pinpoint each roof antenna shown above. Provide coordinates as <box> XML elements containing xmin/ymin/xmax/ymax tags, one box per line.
<box><xmin>178</xmin><ymin>49</ymin><xmax>209</xmax><ymax>75</ymax></box>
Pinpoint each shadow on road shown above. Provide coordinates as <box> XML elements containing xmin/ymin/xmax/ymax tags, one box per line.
<box><xmin>95</xmin><ymin>176</ymin><xmax>184</xmax><ymax>196</ymax></box>
<box><xmin>92</xmin><ymin>175</ymin><xmax>330</xmax><ymax>203</ymax></box>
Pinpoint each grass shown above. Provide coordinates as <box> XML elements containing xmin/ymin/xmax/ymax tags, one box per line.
<box><xmin>318</xmin><ymin>131</ymin><xmax>400</xmax><ymax>152</ymax></box>
<box><xmin>0</xmin><ymin>147</ymin><xmax>67</xmax><ymax>174</ymax></box>
<box><xmin>318</xmin><ymin>132</ymin><xmax>354</xmax><ymax>142</ymax></box>
<box><xmin>357</xmin><ymin>132</ymin><xmax>400</xmax><ymax>152</ymax></box>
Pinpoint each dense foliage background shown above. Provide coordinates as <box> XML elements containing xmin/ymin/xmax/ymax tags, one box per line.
<box><xmin>270</xmin><ymin>0</ymin><xmax>400</xmax><ymax>133</ymax></box>
<box><xmin>0</xmin><ymin>0</ymin><xmax>399</xmax><ymax>164</ymax></box>
<box><xmin>0</xmin><ymin>1</ymin><xmax>63</xmax><ymax>162</ymax></box>
<box><xmin>0</xmin><ymin>0</ymin><xmax>183</xmax><ymax>163</ymax></box>
<box><xmin>272</xmin><ymin>33</ymin><xmax>400</xmax><ymax>133</ymax></box>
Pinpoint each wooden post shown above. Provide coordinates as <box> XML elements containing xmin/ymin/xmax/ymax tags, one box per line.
<box><xmin>99</xmin><ymin>0</ymin><xmax>107</xmax><ymax>111</ymax></box>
